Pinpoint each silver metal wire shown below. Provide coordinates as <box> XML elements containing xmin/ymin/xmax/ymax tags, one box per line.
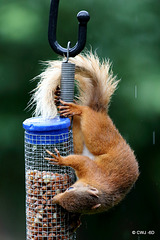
<box><xmin>66</xmin><ymin>41</ymin><xmax>71</xmax><ymax>63</ymax></box>
<box><xmin>60</xmin><ymin>62</ymin><xmax>75</xmax><ymax>103</ymax></box>
<box><xmin>25</xmin><ymin>130</ymin><xmax>76</xmax><ymax>240</ymax></box>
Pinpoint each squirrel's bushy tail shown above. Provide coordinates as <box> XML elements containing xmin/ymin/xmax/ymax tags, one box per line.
<box><xmin>30</xmin><ymin>52</ymin><xmax>119</xmax><ymax>118</ymax></box>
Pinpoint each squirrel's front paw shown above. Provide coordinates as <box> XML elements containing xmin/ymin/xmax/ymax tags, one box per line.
<box><xmin>45</xmin><ymin>148</ymin><xmax>64</xmax><ymax>165</ymax></box>
<box><xmin>58</xmin><ymin>100</ymin><xmax>82</xmax><ymax>117</ymax></box>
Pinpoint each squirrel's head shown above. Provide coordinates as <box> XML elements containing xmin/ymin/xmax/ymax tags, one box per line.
<box><xmin>52</xmin><ymin>182</ymin><xmax>102</xmax><ymax>214</ymax></box>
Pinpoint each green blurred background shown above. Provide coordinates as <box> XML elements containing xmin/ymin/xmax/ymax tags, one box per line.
<box><xmin>0</xmin><ymin>0</ymin><xmax>160</xmax><ymax>239</ymax></box>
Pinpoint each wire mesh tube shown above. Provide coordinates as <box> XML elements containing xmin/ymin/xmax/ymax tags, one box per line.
<box><xmin>23</xmin><ymin>117</ymin><xmax>76</xmax><ymax>240</ymax></box>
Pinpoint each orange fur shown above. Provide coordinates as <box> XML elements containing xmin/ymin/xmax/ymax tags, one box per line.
<box><xmin>33</xmin><ymin>53</ymin><xmax>139</xmax><ymax>214</ymax></box>
<box><xmin>30</xmin><ymin>52</ymin><xmax>119</xmax><ymax>118</ymax></box>
<box><xmin>72</xmin><ymin>115</ymin><xmax>84</xmax><ymax>154</ymax></box>
<box><xmin>46</xmin><ymin>102</ymin><xmax>139</xmax><ymax>214</ymax></box>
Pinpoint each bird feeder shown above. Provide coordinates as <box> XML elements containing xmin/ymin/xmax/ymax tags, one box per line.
<box><xmin>23</xmin><ymin>117</ymin><xmax>76</xmax><ymax>240</ymax></box>
<box><xmin>23</xmin><ymin>0</ymin><xmax>90</xmax><ymax>239</ymax></box>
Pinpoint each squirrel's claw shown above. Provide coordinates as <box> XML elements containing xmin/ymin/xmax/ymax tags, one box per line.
<box><xmin>58</xmin><ymin>100</ymin><xmax>82</xmax><ymax>117</ymax></box>
<box><xmin>45</xmin><ymin>148</ymin><xmax>63</xmax><ymax>165</ymax></box>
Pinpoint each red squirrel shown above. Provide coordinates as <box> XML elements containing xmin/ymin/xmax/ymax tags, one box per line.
<box><xmin>32</xmin><ymin>53</ymin><xmax>139</xmax><ymax>215</ymax></box>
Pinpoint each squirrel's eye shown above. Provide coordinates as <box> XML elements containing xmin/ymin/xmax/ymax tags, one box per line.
<box><xmin>67</xmin><ymin>187</ymin><xmax>74</xmax><ymax>191</ymax></box>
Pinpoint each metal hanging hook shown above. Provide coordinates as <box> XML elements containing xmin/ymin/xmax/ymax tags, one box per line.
<box><xmin>48</xmin><ymin>0</ymin><xmax>90</xmax><ymax>57</ymax></box>
<box><xmin>66</xmin><ymin>41</ymin><xmax>71</xmax><ymax>62</ymax></box>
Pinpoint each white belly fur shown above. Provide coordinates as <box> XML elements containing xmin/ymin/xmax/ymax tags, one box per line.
<box><xmin>82</xmin><ymin>144</ymin><xmax>95</xmax><ymax>160</ymax></box>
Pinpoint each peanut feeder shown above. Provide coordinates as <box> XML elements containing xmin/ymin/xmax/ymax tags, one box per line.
<box><xmin>23</xmin><ymin>0</ymin><xmax>90</xmax><ymax>237</ymax></box>
<box><xmin>23</xmin><ymin>117</ymin><xmax>76</xmax><ymax>240</ymax></box>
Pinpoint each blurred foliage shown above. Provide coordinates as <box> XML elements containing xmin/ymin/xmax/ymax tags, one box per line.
<box><xmin>0</xmin><ymin>0</ymin><xmax>160</xmax><ymax>239</ymax></box>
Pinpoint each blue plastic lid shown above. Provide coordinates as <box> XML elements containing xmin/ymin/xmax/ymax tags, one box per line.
<box><xmin>23</xmin><ymin>116</ymin><xmax>71</xmax><ymax>144</ymax></box>
<box><xmin>23</xmin><ymin>116</ymin><xmax>70</xmax><ymax>132</ymax></box>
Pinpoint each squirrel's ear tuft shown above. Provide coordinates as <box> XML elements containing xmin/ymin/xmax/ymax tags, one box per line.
<box><xmin>91</xmin><ymin>203</ymin><xmax>101</xmax><ymax>210</ymax></box>
<box><xmin>87</xmin><ymin>187</ymin><xmax>99</xmax><ymax>198</ymax></box>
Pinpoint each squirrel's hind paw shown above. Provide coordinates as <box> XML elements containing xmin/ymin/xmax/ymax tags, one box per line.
<box><xmin>58</xmin><ymin>100</ymin><xmax>82</xmax><ymax>117</ymax></box>
<box><xmin>54</xmin><ymin>86</ymin><xmax>61</xmax><ymax>107</ymax></box>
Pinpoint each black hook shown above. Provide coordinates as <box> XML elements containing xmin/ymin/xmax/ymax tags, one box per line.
<box><xmin>48</xmin><ymin>0</ymin><xmax>90</xmax><ymax>57</ymax></box>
